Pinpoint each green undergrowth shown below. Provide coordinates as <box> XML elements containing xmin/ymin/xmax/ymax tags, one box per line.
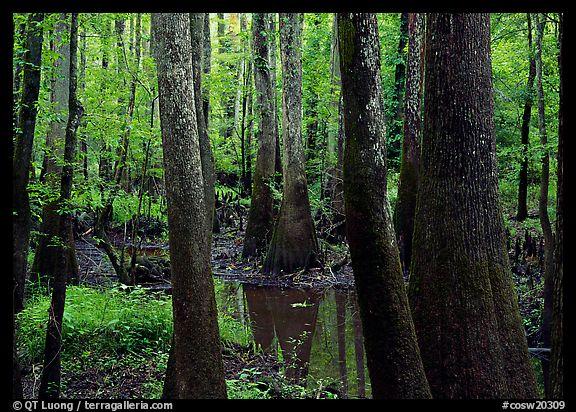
<box><xmin>17</xmin><ymin>284</ymin><xmax>251</xmax><ymax>366</ymax></box>
<box><xmin>17</xmin><ymin>282</ymin><xmax>342</xmax><ymax>399</ymax></box>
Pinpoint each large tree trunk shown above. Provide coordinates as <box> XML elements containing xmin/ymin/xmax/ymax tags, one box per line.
<box><xmin>13</xmin><ymin>11</ymin><xmax>44</xmax><ymax>315</ymax></box>
<box><xmin>550</xmin><ymin>12</ymin><xmax>563</xmax><ymax>399</ymax></box>
<box><xmin>13</xmin><ymin>13</ymin><xmax>44</xmax><ymax>399</ymax></box>
<box><xmin>39</xmin><ymin>13</ymin><xmax>83</xmax><ymax>399</ymax></box>
<box><xmin>32</xmin><ymin>13</ymin><xmax>79</xmax><ymax>288</ymax></box>
<box><xmin>534</xmin><ymin>13</ymin><xmax>555</xmax><ymax>396</ymax></box>
<box><xmin>408</xmin><ymin>13</ymin><xmax>538</xmax><ymax>399</ymax></box>
<box><xmin>517</xmin><ymin>14</ymin><xmax>536</xmax><ymax>222</ymax></box>
<box><xmin>243</xmin><ymin>13</ymin><xmax>278</xmax><ymax>258</ymax></box>
<box><xmin>160</xmin><ymin>14</ymin><xmax>219</xmax><ymax>392</ymax></box>
<box><xmin>394</xmin><ymin>13</ymin><xmax>425</xmax><ymax>276</ymax></box>
<box><xmin>338</xmin><ymin>13</ymin><xmax>431</xmax><ymax>399</ymax></box>
<box><xmin>263</xmin><ymin>13</ymin><xmax>319</xmax><ymax>275</ymax></box>
<box><xmin>152</xmin><ymin>13</ymin><xmax>227</xmax><ymax>399</ymax></box>
<box><xmin>387</xmin><ymin>12</ymin><xmax>409</xmax><ymax>167</ymax></box>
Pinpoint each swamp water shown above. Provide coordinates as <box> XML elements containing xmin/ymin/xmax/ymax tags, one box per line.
<box><xmin>216</xmin><ymin>281</ymin><xmax>370</xmax><ymax>398</ymax></box>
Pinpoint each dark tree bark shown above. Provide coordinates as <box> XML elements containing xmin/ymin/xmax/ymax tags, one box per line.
<box><xmin>13</xmin><ymin>13</ymin><xmax>44</xmax><ymax>398</ymax></box>
<box><xmin>32</xmin><ymin>13</ymin><xmax>79</xmax><ymax>288</ymax></box>
<box><xmin>39</xmin><ymin>13</ymin><xmax>83</xmax><ymax>399</ymax></box>
<box><xmin>263</xmin><ymin>13</ymin><xmax>319</xmax><ymax>275</ymax></box>
<box><xmin>387</xmin><ymin>12</ymin><xmax>409</xmax><ymax>167</ymax></box>
<box><xmin>243</xmin><ymin>13</ymin><xmax>278</xmax><ymax>258</ymax></box>
<box><xmin>152</xmin><ymin>13</ymin><xmax>227</xmax><ymax>399</ymax></box>
<box><xmin>517</xmin><ymin>14</ymin><xmax>536</xmax><ymax>222</ymax></box>
<box><xmin>550</xmin><ymin>12</ymin><xmax>563</xmax><ymax>399</ymax></box>
<box><xmin>394</xmin><ymin>13</ymin><xmax>425</xmax><ymax>275</ymax></box>
<box><xmin>338</xmin><ymin>13</ymin><xmax>431</xmax><ymax>399</ymax></box>
<box><xmin>161</xmin><ymin>15</ymin><xmax>219</xmax><ymax>392</ymax></box>
<box><xmin>13</xmin><ymin>12</ymin><xmax>44</xmax><ymax>316</ymax></box>
<box><xmin>408</xmin><ymin>13</ymin><xmax>538</xmax><ymax>399</ymax></box>
<box><xmin>534</xmin><ymin>13</ymin><xmax>555</xmax><ymax>396</ymax></box>
<box><xmin>202</xmin><ymin>13</ymin><xmax>211</xmax><ymax>129</ymax></box>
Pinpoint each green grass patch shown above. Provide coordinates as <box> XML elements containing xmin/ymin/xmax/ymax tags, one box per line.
<box><xmin>17</xmin><ymin>284</ymin><xmax>252</xmax><ymax>366</ymax></box>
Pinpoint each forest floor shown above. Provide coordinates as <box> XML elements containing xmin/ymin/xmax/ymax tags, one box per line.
<box><xmin>22</xmin><ymin>342</ymin><xmax>283</xmax><ymax>399</ymax></box>
<box><xmin>20</xmin><ymin>208</ymin><xmax>547</xmax><ymax>399</ymax></box>
<box><xmin>21</xmin><ymin>219</ymin><xmax>352</xmax><ymax>399</ymax></box>
<box><xmin>76</xmin><ymin>225</ymin><xmax>355</xmax><ymax>291</ymax></box>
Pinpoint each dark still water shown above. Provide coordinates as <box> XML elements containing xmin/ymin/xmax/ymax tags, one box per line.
<box><xmin>216</xmin><ymin>281</ymin><xmax>370</xmax><ymax>398</ymax></box>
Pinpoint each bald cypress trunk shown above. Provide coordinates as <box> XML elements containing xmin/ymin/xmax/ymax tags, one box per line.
<box><xmin>153</xmin><ymin>13</ymin><xmax>227</xmax><ymax>399</ymax></box>
<box><xmin>409</xmin><ymin>14</ymin><xmax>538</xmax><ymax>399</ymax></box>
<box><xmin>243</xmin><ymin>13</ymin><xmax>277</xmax><ymax>258</ymax></box>
<box><xmin>394</xmin><ymin>12</ymin><xmax>425</xmax><ymax>275</ymax></box>
<box><xmin>263</xmin><ymin>13</ymin><xmax>319</xmax><ymax>275</ymax></box>
<box><xmin>550</xmin><ymin>12</ymin><xmax>563</xmax><ymax>399</ymax></box>
<box><xmin>13</xmin><ymin>13</ymin><xmax>44</xmax><ymax>398</ymax></box>
<box><xmin>39</xmin><ymin>13</ymin><xmax>83</xmax><ymax>399</ymax></box>
<box><xmin>161</xmin><ymin>15</ymin><xmax>218</xmax><ymax>394</ymax></box>
<box><xmin>338</xmin><ymin>13</ymin><xmax>431</xmax><ymax>399</ymax></box>
<box><xmin>13</xmin><ymin>12</ymin><xmax>44</xmax><ymax>315</ymax></box>
<box><xmin>32</xmin><ymin>13</ymin><xmax>79</xmax><ymax>288</ymax></box>
<box><xmin>517</xmin><ymin>14</ymin><xmax>536</xmax><ymax>222</ymax></box>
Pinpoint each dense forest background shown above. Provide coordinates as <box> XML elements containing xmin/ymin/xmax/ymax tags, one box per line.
<box><xmin>13</xmin><ymin>13</ymin><xmax>559</xmax><ymax>223</ymax></box>
<box><xmin>12</xmin><ymin>12</ymin><xmax>563</xmax><ymax>400</ymax></box>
